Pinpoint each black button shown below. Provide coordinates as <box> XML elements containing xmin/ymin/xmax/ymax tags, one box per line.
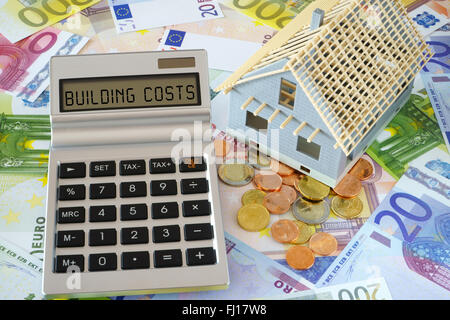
<box><xmin>179</xmin><ymin>157</ymin><xmax>207</xmax><ymax>172</ymax></box>
<box><xmin>182</xmin><ymin>200</ymin><xmax>211</xmax><ymax>217</ymax></box>
<box><xmin>150</xmin><ymin>180</ymin><xmax>177</xmax><ymax>196</ymax></box>
<box><xmin>90</xmin><ymin>183</ymin><xmax>116</xmax><ymax>199</ymax></box>
<box><xmin>150</xmin><ymin>158</ymin><xmax>176</xmax><ymax>174</ymax></box>
<box><xmin>89</xmin><ymin>253</ymin><xmax>117</xmax><ymax>271</ymax></box>
<box><xmin>120</xmin><ymin>181</ymin><xmax>147</xmax><ymax>198</ymax></box>
<box><xmin>57</xmin><ymin>207</ymin><xmax>85</xmax><ymax>224</ymax></box>
<box><xmin>56</xmin><ymin>230</ymin><xmax>85</xmax><ymax>248</ymax></box>
<box><xmin>120</xmin><ymin>204</ymin><xmax>148</xmax><ymax>221</ymax></box>
<box><xmin>186</xmin><ymin>247</ymin><xmax>216</xmax><ymax>266</ymax></box>
<box><xmin>90</xmin><ymin>161</ymin><xmax>116</xmax><ymax>177</ymax></box>
<box><xmin>90</xmin><ymin>205</ymin><xmax>116</xmax><ymax>222</ymax></box>
<box><xmin>55</xmin><ymin>255</ymin><xmax>84</xmax><ymax>273</ymax></box>
<box><xmin>120</xmin><ymin>160</ymin><xmax>146</xmax><ymax>176</ymax></box>
<box><xmin>153</xmin><ymin>225</ymin><xmax>180</xmax><ymax>243</ymax></box>
<box><xmin>121</xmin><ymin>227</ymin><xmax>149</xmax><ymax>245</ymax></box>
<box><xmin>184</xmin><ymin>223</ymin><xmax>214</xmax><ymax>241</ymax></box>
<box><xmin>154</xmin><ymin>249</ymin><xmax>182</xmax><ymax>268</ymax></box>
<box><xmin>180</xmin><ymin>178</ymin><xmax>209</xmax><ymax>194</ymax></box>
<box><xmin>151</xmin><ymin>202</ymin><xmax>179</xmax><ymax>219</ymax></box>
<box><xmin>58</xmin><ymin>185</ymin><xmax>85</xmax><ymax>201</ymax></box>
<box><xmin>59</xmin><ymin>163</ymin><xmax>86</xmax><ymax>179</ymax></box>
<box><xmin>122</xmin><ymin>251</ymin><xmax>150</xmax><ymax>270</ymax></box>
<box><xmin>89</xmin><ymin>229</ymin><xmax>117</xmax><ymax>246</ymax></box>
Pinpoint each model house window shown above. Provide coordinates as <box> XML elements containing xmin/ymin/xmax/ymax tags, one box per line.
<box><xmin>279</xmin><ymin>78</ymin><xmax>296</xmax><ymax>109</ymax></box>
<box><xmin>297</xmin><ymin>136</ymin><xmax>321</xmax><ymax>160</ymax></box>
<box><xmin>246</xmin><ymin>111</ymin><xmax>268</xmax><ymax>130</ymax></box>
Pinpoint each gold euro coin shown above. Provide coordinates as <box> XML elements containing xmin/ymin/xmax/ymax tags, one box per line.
<box><xmin>292</xmin><ymin>198</ymin><xmax>330</xmax><ymax>225</ymax></box>
<box><xmin>218</xmin><ymin>163</ymin><xmax>255</xmax><ymax>186</ymax></box>
<box><xmin>291</xmin><ymin>221</ymin><xmax>315</xmax><ymax>244</ymax></box>
<box><xmin>241</xmin><ymin>189</ymin><xmax>266</xmax><ymax>206</ymax></box>
<box><xmin>294</xmin><ymin>176</ymin><xmax>330</xmax><ymax>201</ymax></box>
<box><xmin>331</xmin><ymin>196</ymin><xmax>363</xmax><ymax>219</ymax></box>
<box><xmin>237</xmin><ymin>204</ymin><xmax>270</xmax><ymax>232</ymax></box>
<box><xmin>250</xmin><ymin>151</ymin><xmax>272</xmax><ymax>170</ymax></box>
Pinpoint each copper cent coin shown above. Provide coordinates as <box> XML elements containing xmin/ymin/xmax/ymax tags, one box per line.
<box><xmin>282</xmin><ymin>174</ymin><xmax>301</xmax><ymax>187</ymax></box>
<box><xmin>263</xmin><ymin>192</ymin><xmax>291</xmax><ymax>214</ymax></box>
<box><xmin>254</xmin><ymin>173</ymin><xmax>283</xmax><ymax>192</ymax></box>
<box><xmin>279</xmin><ymin>185</ymin><xmax>298</xmax><ymax>204</ymax></box>
<box><xmin>333</xmin><ymin>174</ymin><xmax>362</xmax><ymax>199</ymax></box>
<box><xmin>286</xmin><ymin>245</ymin><xmax>315</xmax><ymax>270</ymax></box>
<box><xmin>270</xmin><ymin>159</ymin><xmax>295</xmax><ymax>176</ymax></box>
<box><xmin>309</xmin><ymin>232</ymin><xmax>338</xmax><ymax>256</ymax></box>
<box><xmin>271</xmin><ymin>219</ymin><xmax>299</xmax><ymax>243</ymax></box>
<box><xmin>349</xmin><ymin>158</ymin><xmax>374</xmax><ymax>181</ymax></box>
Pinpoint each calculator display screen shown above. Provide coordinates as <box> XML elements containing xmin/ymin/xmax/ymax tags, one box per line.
<box><xmin>60</xmin><ymin>73</ymin><xmax>201</xmax><ymax>112</ymax></box>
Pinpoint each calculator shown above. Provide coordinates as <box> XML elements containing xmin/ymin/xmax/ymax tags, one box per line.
<box><xmin>42</xmin><ymin>50</ymin><xmax>229</xmax><ymax>298</ymax></box>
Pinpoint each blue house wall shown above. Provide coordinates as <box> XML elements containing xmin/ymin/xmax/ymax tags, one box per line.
<box><xmin>227</xmin><ymin>59</ymin><xmax>348</xmax><ymax>185</ymax></box>
<box><xmin>226</xmin><ymin>59</ymin><xmax>414</xmax><ymax>187</ymax></box>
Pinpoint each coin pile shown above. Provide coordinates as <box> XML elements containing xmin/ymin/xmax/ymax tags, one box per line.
<box><xmin>218</xmin><ymin>156</ymin><xmax>374</xmax><ymax>271</ymax></box>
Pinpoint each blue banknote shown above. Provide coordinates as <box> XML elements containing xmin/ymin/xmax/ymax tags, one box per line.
<box><xmin>317</xmin><ymin>148</ymin><xmax>450</xmax><ymax>300</ymax></box>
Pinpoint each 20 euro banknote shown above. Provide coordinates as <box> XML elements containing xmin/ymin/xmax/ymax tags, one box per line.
<box><xmin>317</xmin><ymin>148</ymin><xmax>450</xmax><ymax>300</ymax></box>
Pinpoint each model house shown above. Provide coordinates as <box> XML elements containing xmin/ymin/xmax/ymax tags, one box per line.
<box><xmin>215</xmin><ymin>0</ymin><xmax>432</xmax><ymax>187</ymax></box>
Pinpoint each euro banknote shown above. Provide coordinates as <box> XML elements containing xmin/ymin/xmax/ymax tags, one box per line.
<box><xmin>0</xmin><ymin>91</ymin><xmax>49</xmax><ymax>115</ymax></box>
<box><xmin>220</xmin><ymin>0</ymin><xmax>317</xmax><ymax>30</ymax></box>
<box><xmin>108</xmin><ymin>0</ymin><xmax>224</xmax><ymax>34</ymax></box>
<box><xmin>0</xmin><ymin>235</ymin><xmax>44</xmax><ymax>300</ymax></box>
<box><xmin>367</xmin><ymin>76</ymin><xmax>447</xmax><ymax>180</ymax></box>
<box><xmin>0</xmin><ymin>0</ymin><xmax>101</xmax><ymax>43</ymax></box>
<box><xmin>317</xmin><ymin>148</ymin><xmax>450</xmax><ymax>300</ymax></box>
<box><xmin>0</xmin><ymin>171</ymin><xmax>48</xmax><ymax>260</ymax></box>
<box><xmin>421</xmin><ymin>34</ymin><xmax>450</xmax><ymax>153</ymax></box>
<box><xmin>264</xmin><ymin>278</ymin><xmax>392</xmax><ymax>300</ymax></box>
<box><xmin>113</xmin><ymin>232</ymin><xmax>314</xmax><ymax>300</ymax></box>
<box><xmin>0</xmin><ymin>27</ymin><xmax>89</xmax><ymax>102</ymax></box>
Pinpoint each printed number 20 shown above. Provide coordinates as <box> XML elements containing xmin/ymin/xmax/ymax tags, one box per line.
<box><xmin>199</xmin><ymin>4</ymin><xmax>219</xmax><ymax>17</ymax></box>
<box><xmin>374</xmin><ymin>193</ymin><xmax>432</xmax><ymax>242</ymax></box>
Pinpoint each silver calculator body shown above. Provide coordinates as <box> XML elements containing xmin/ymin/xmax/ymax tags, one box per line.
<box><xmin>43</xmin><ymin>50</ymin><xmax>229</xmax><ymax>298</ymax></box>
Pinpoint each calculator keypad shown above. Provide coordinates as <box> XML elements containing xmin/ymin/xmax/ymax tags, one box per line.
<box><xmin>54</xmin><ymin>157</ymin><xmax>216</xmax><ymax>273</ymax></box>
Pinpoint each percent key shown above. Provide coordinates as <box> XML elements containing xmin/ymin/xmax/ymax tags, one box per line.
<box><xmin>59</xmin><ymin>185</ymin><xmax>86</xmax><ymax>201</ymax></box>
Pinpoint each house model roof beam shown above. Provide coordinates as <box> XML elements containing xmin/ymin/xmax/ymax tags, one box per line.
<box><xmin>240</xmin><ymin>96</ymin><xmax>254</xmax><ymax>110</ymax></box>
<box><xmin>307</xmin><ymin>128</ymin><xmax>321</xmax><ymax>143</ymax></box>
<box><xmin>233</xmin><ymin>68</ymin><xmax>288</xmax><ymax>87</ymax></box>
<box><xmin>293</xmin><ymin>121</ymin><xmax>307</xmax><ymax>136</ymax></box>
<box><xmin>214</xmin><ymin>0</ymin><xmax>341</xmax><ymax>93</ymax></box>
<box><xmin>268</xmin><ymin>109</ymin><xmax>281</xmax><ymax>123</ymax></box>
<box><xmin>280</xmin><ymin>115</ymin><xmax>294</xmax><ymax>129</ymax></box>
<box><xmin>253</xmin><ymin>103</ymin><xmax>268</xmax><ymax>116</ymax></box>
<box><xmin>254</xmin><ymin>1</ymin><xmax>354</xmax><ymax>72</ymax></box>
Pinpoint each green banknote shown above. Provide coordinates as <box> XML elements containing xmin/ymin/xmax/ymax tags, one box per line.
<box><xmin>367</xmin><ymin>82</ymin><xmax>447</xmax><ymax>180</ymax></box>
<box><xmin>0</xmin><ymin>235</ymin><xmax>44</xmax><ymax>300</ymax></box>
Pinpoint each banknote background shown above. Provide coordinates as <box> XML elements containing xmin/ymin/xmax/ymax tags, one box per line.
<box><xmin>0</xmin><ymin>0</ymin><xmax>448</xmax><ymax>300</ymax></box>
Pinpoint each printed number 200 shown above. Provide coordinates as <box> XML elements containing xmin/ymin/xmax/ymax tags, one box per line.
<box><xmin>374</xmin><ymin>193</ymin><xmax>432</xmax><ymax>242</ymax></box>
<box><xmin>199</xmin><ymin>4</ymin><xmax>219</xmax><ymax>17</ymax></box>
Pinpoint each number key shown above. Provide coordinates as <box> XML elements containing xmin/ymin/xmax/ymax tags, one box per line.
<box><xmin>120</xmin><ymin>181</ymin><xmax>147</xmax><ymax>198</ymax></box>
<box><xmin>90</xmin><ymin>183</ymin><xmax>116</xmax><ymax>199</ymax></box>
<box><xmin>120</xmin><ymin>204</ymin><xmax>148</xmax><ymax>221</ymax></box>
<box><xmin>89</xmin><ymin>253</ymin><xmax>117</xmax><ymax>271</ymax></box>
<box><xmin>153</xmin><ymin>225</ymin><xmax>180</xmax><ymax>243</ymax></box>
<box><xmin>90</xmin><ymin>205</ymin><xmax>116</xmax><ymax>222</ymax></box>
<box><xmin>150</xmin><ymin>180</ymin><xmax>177</xmax><ymax>196</ymax></box>
<box><xmin>121</xmin><ymin>227</ymin><xmax>149</xmax><ymax>245</ymax></box>
<box><xmin>89</xmin><ymin>229</ymin><xmax>117</xmax><ymax>246</ymax></box>
<box><xmin>151</xmin><ymin>202</ymin><xmax>179</xmax><ymax>219</ymax></box>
